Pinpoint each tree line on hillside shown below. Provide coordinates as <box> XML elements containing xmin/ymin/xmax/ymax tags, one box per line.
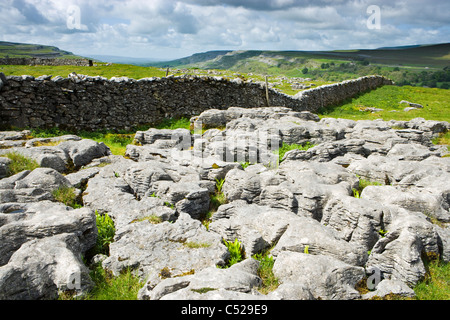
<box><xmin>302</xmin><ymin>61</ymin><xmax>450</xmax><ymax>89</ymax></box>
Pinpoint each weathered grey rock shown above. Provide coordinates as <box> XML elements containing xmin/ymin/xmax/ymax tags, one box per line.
<box><xmin>362</xmin><ymin>279</ymin><xmax>416</xmax><ymax>300</ymax></box>
<box><xmin>0</xmin><ymin>168</ymin><xmax>72</xmax><ymax>203</ymax></box>
<box><xmin>435</xmin><ymin>226</ymin><xmax>450</xmax><ymax>262</ymax></box>
<box><xmin>191</xmin><ymin>107</ymin><xmax>320</xmax><ymax>130</ymax></box>
<box><xmin>266</xmin><ymin>283</ymin><xmax>315</xmax><ymax>300</ymax></box>
<box><xmin>222</xmin><ymin>168</ymin><xmax>265</xmax><ymax>203</ymax></box>
<box><xmin>0</xmin><ymin>157</ymin><xmax>12</xmax><ymax>179</ymax></box>
<box><xmin>24</xmin><ymin>135</ymin><xmax>81</xmax><ymax>148</ymax></box>
<box><xmin>223</xmin><ymin>160</ymin><xmax>357</xmax><ymax>219</ymax></box>
<box><xmin>0</xmin><ymin>72</ymin><xmax>5</xmax><ymax>90</ymax></box>
<box><xmin>0</xmin><ymin>146</ymin><xmax>69</xmax><ymax>173</ymax></box>
<box><xmin>400</xmin><ymin>100</ymin><xmax>423</xmax><ymax>109</ymax></box>
<box><xmin>283</xmin><ymin>139</ymin><xmax>369</xmax><ymax>162</ymax></box>
<box><xmin>209</xmin><ymin>201</ymin><xmax>296</xmax><ymax>256</ymax></box>
<box><xmin>57</xmin><ymin>139</ymin><xmax>111</xmax><ymax>168</ymax></box>
<box><xmin>271</xmin><ymin>215</ymin><xmax>368</xmax><ymax>266</ymax></box>
<box><xmin>134</xmin><ymin>128</ymin><xmax>191</xmax><ymax>147</ymax></box>
<box><xmin>0</xmin><ymin>130</ymin><xmax>30</xmax><ymax>141</ymax></box>
<box><xmin>0</xmin><ymin>201</ymin><xmax>97</xmax><ymax>266</ymax></box>
<box><xmin>123</xmin><ymin>160</ymin><xmax>174</xmax><ymax>199</ymax></box>
<box><xmin>273</xmin><ymin>251</ymin><xmax>365</xmax><ymax>300</ymax></box>
<box><xmin>139</xmin><ymin>259</ymin><xmax>262</xmax><ymax>300</ymax></box>
<box><xmin>65</xmin><ymin>167</ymin><xmax>100</xmax><ymax>188</ymax></box>
<box><xmin>362</xmin><ymin>185</ymin><xmax>449</xmax><ymax>223</ymax></box>
<box><xmin>322</xmin><ymin>196</ymin><xmax>387</xmax><ymax>252</ymax></box>
<box><xmin>406</xmin><ymin>117</ymin><xmax>450</xmax><ymax>136</ymax></box>
<box><xmin>366</xmin><ymin>208</ymin><xmax>441</xmax><ymax>287</ymax></box>
<box><xmin>103</xmin><ymin>213</ymin><xmax>229</xmax><ymax>284</ymax></box>
<box><xmin>386</xmin><ymin>143</ymin><xmax>440</xmax><ymax>161</ymax></box>
<box><xmin>0</xmin><ymin>233</ymin><xmax>93</xmax><ymax>300</ymax></box>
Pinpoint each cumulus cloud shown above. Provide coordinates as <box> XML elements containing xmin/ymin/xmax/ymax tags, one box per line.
<box><xmin>0</xmin><ymin>0</ymin><xmax>448</xmax><ymax>60</ymax></box>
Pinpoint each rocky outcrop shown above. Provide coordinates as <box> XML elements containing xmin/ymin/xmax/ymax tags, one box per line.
<box><xmin>0</xmin><ymin>105</ymin><xmax>449</xmax><ymax>300</ymax></box>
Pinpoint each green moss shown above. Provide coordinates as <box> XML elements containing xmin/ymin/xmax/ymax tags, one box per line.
<box><xmin>191</xmin><ymin>287</ymin><xmax>217</xmax><ymax>294</ymax></box>
<box><xmin>183</xmin><ymin>241</ymin><xmax>211</xmax><ymax>249</ymax></box>
<box><xmin>130</xmin><ymin>215</ymin><xmax>162</xmax><ymax>224</ymax></box>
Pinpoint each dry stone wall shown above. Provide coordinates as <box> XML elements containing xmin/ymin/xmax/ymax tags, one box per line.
<box><xmin>0</xmin><ymin>72</ymin><xmax>392</xmax><ymax>131</ymax></box>
<box><xmin>0</xmin><ymin>58</ymin><xmax>90</xmax><ymax>66</ymax></box>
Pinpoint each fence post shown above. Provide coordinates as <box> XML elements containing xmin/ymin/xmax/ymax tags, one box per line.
<box><xmin>265</xmin><ymin>75</ymin><xmax>270</xmax><ymax>107</ymax></box>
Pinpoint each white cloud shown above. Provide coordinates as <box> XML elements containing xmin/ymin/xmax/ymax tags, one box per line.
<box><xmin>0</xmin><ymin>0</ymin><xmax>448</xmax><ymax>60</ymax></box>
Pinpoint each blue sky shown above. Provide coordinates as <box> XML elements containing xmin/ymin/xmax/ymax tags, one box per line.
<box><xmin>0</xmin><ymin>0</ymin><xmax>449</xmax><ymax>60</ymax></box>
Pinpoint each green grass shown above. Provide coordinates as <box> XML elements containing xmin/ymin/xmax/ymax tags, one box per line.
<box><xmin>201</xmin><ymin>178</ymin><xmax>227</xmax><ymax>230</ymax></box>
<box><xmin>353</xmin><ymin>176</ymin><xmax>383</xmax><ymax>199</ymax></box>
<box><xmin>1</xmin><ymin>152</ymin><xmax>40</xmax><ymax>176</ymax></box>
<box><xmin>253</xmin><ymin>252</ymin><xmax>279</xmax><ymax>294</ymax></box>
<box><xmin>275</xmin><ymin>141</ymin><xmax>315</xmax><ymax>163</ymax></box>
<box><xmin>52</xmin><ymin>186</ymin><xmax>82</xmax><ymax>209</ymax></box>
<box><xmin>155</xmin><ymin>117</ymin><xmax>191</xmax><ymax>130</ymax></box>
<box><xmin>80</xmin><ymin>264</ymin><xmax>142</xmax><ymax>300</ymax></box>
<box><xmin>319</xmin><ymin>85</ymin><xmax>450</xmax><ymax>122</ymax></box>
<box><xmin>0</xmin><ymin>63</ymin><xmax>165</xmax><ymax>80</ymax></box>
<box><xmin>414</xmin><ymin>260</ymin><xmax>450</xmax><ymax>300</ymax></box>
<box><xmin>29</xmin><ymin>128</ymin><xmax>135</xmax><ymax>156</ymax></box>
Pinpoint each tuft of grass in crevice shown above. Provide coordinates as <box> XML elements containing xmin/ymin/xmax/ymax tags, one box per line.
<box><xmin>352</xmin><ymin>175</ymin><xmax>383</xmax><ymax>198</ymax></box>
<box><xmin>201</xmin><ymin>178</ymin><xmax>227</xmax><ymax>229</ymax></box>
<box><xmin>253</xmin><ymin>251</ymin><xmax>279</xmax><ymax>295</ymax></box>
<box><xmin>80</xmin><ymin>264</ymin><xmax>143</xmax><ymax>300</ymax></box>
<box><xmin>274</xmin><ymin>141</ymin><xmax>315</xmax><ymax>163</ymax></box>
<box><xmin>52</xmin><ymin>186</ymin><xmax>83</xmax><ymax>209</ymax></box>
<box><xmin>1</xmin><ymin>152</ymin><xmax>40</xmax><ymax>176</ymax></box>
<box><xmin>432</xmin><ymin>131</ymin><xmax>450</xmax><ymax>157</ymax></box>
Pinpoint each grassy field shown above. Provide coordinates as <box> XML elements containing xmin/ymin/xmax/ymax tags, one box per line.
<box><xmin>319</xmin><ymin>85</ymin><xmax>450</xmax><ymax>122</ymax></box>
<box><xmin>0</xmin><ymin>63</ymin><xmax>165</xmax><ymax>79</ymax></box>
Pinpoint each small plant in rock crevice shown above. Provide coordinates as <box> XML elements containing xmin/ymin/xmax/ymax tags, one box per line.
<box><xmin>201</xmin><ymin>177</ymin><xmax>227</xmax><ymax>229</ymax></box>
<box><xmin>90</xmin><ymin>210</ymin><xmax>116</xmax><ymax>257</ymax></box>
<box><xmin>222</xmin><ymin>238</ymin><xmax>245</xmax><ymax>268</ymax></box>
<box><xmin>253</xmin><ymin>250</ymin><xmax>279</xmax><ymax>294</ymax></box>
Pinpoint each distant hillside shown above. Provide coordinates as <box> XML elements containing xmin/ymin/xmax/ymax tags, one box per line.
<box><xmin>0</xmin><ymin>41</ymin><xmax>88</xmax><ymax>60</ymax></box>
<box><xmin>149</xmin><ymin>50</ymin><xmax>232</xmax><ymax>68</ymax></box>
<box><xmin>151</xmin><ymin>43</ymin><xmax>450</xmax><ymax>70</ymax></box>
<box><xmin>88</xmin><ymin>55</ymin><xmax>161</xmax><ymax>65</ymax></box>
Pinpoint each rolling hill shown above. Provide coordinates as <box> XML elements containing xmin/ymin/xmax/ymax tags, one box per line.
<box><xmin>149</xmin><ymin>43</ymin><xmax>450</xmax><ymax>70</ymax></box>
<box><xmin>146</xmin><ymin>43</ymin><xmax>450</xmax><ymax>89</ymax></box>
<box><xmin>0</xmin><ymin>41</ymin><xmax>88</xmax><ymax>60</ymax></box>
